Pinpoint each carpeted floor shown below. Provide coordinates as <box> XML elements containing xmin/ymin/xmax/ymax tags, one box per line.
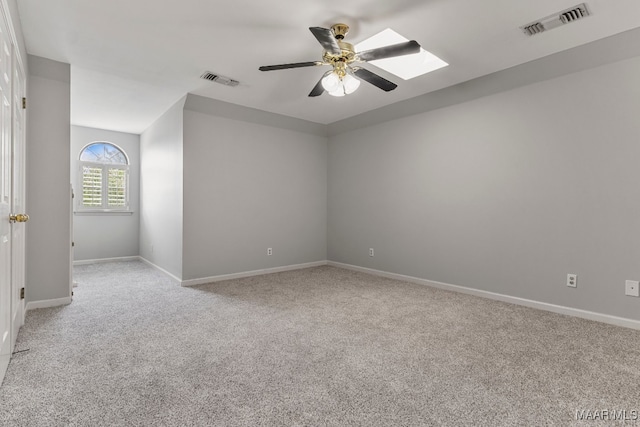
<box><xmin>0</xmin><ymin>261</ymin><xmax>639</xmax><ymax>426</ymax></box>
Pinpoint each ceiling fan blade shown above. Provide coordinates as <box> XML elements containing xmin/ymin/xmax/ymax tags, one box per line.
<box><xmin>357</xmin><ymin>40</ymin><xmax>421</xmax><ymax>62</ymax></box>
<box><xmin>259</xmin><ymin>61</ymin><xmax>323</xmax><ymax>71</ymax></box>
<box><xmin>308</xmin><ymin>77</ymin><xmax>325</xmax><ymax>97</ymax></box>
<box><xmin>309</xmin><ymin>27</ymin><xmax>342</xmax><ymax>55</ymax></box>
<box><xmin>353</xmin><ymin>68</ymin><xmax>397</xmax><ymax>92</ymax></box>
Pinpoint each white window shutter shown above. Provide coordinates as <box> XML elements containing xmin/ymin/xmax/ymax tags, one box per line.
<box><xmin>82</xmin><ymin>165</ymin><xmax>103</xmax><ymax>207</ymax></box>
<box><xmin>107</xmin><ymin>168</ymin><xmax>127</xmax><ymax>207</ymax></box>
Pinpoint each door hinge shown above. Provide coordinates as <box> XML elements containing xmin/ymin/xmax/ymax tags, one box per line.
<box><xmin>72</xmin><ymin>241</ymin><xmax>75</xmax><ymax>247</ymax></box>
<box><xmin>22</xmin><ymin>97</ymin><xmax>26</xmax><ymax>109</ymax></box>
<box><xmin>20</xmin><ymin>287</ymin><xmax>25</xmax><ymax>300</ymax></box>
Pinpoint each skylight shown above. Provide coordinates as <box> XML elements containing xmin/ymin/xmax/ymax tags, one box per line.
<box><xmin>355</xmin><ymin>28</ymin><xmax>448</xmax><ymax>80</ymax></box>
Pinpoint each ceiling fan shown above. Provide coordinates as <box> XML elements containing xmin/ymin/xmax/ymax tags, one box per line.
<box><xmin>258</xmin><ymin>23</ymin><xmax>421</xmax><ymax>97</ymax></box>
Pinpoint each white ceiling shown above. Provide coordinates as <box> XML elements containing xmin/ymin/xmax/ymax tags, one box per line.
<box><xmin>16</xmin><ymin>0</ymin><xmax>640</xmax><ymax>134</ymax></box>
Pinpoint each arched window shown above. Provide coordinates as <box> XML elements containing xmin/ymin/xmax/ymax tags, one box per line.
<box><xmin>78</xmin><ymin>142</ymin><xmax>129</xmax><ymax>211</ymax></box>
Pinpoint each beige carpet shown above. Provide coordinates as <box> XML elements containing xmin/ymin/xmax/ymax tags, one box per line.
<box><xmin>1</xmin><ymin>261</ymin><xmax>639</xmax><ymax>426</ymax></box>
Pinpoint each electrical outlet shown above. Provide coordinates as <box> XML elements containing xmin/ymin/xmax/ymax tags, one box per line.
<box><xmin>369</xmin><ymin>248</ymin><xmax>374</xmax><ymax>257</ymax></box>
<box><xmin>567</xmin><ymin>274</ymin><xmax>577</xmax><ymax>288</ymax></box>
<box><xmin>267</xmin><ymin>248</ymin><xmax>273</xmax><ymax>256</ymax></box>
<box><xmin>625</xmin><ymin>280</ymin><xmax>639</xmax><ymax>297</ymax></box>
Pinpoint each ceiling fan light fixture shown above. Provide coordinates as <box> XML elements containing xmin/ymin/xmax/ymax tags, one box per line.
<box><xmin>343</xmin><ymin>70</ymin><xmax>360</xmax><ymax>94</ymax></box>
<box><xmin>328</xmin><ymin>87</ymin><xmax>346</xmax><ymax>97</ymax></box>
<box><xmin>322</xmin><ymin>68</ymin><xmax>361</xmax><ymax>97</ymax></box>
<box><xmin>321</xmin><ymin>71</ymin><xmax>341</xmax><ymax>92</ymax></box>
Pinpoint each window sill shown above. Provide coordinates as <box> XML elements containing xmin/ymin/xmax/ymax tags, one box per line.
<box><xmin>74</xmin><ymin>211</ymin><xmax>134</xmax><ymax>216</ymax></box>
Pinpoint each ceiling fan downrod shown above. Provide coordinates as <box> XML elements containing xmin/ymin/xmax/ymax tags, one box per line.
<box><xmin>330</xmin><ymin>23</ymin><xmax>349</xmax><ymax>40</ymax></box>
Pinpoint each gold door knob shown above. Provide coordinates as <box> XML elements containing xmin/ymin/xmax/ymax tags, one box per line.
<box><xmin>9</xmin><ymin>213</ymin><xmax>29</xmax><ymax>223</ymax></box>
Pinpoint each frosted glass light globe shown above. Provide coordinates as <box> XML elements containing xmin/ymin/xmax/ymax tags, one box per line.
<box><xmin>343</xmin><ymin>74</ymin><xmax>360</xmax><ymax>94</ymax></box>
<box><xmin>328</xmin><ymin>87</ymin><xmax>345</xmax><ymax>97</ymax></box>
<box><xmin>321</xmin><ymin>72</ymin><xmax>341</xmax><ymax>92</ymax></box>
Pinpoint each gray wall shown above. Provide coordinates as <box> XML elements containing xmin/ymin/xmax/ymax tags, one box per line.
<box><xmin>139</xmin><ymin>97</ymin><xmax>185</xmax><ymax>279</ymax></box>
<box><xmin>71</xmin><ymin>126</ymin><xmax>140</xmax><ymax>261</ymax></box>
<box><xmin>26</xmin><ymin>55</ymin><xmax>71</xmax><ymax>302</ymax></box>
<box><xmin>328</xmin><ymin>56</ymin><xmax>640</xmax><ymax>321</ymax></box>
<box><xmin>182</xmin><ymin>101</ymin><xmax>327</xmax><ymax>280</ymax></box>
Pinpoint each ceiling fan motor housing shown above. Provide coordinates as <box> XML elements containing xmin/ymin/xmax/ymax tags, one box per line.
<box><xmin>322</xmin><ymin>40</ymin><xmax>356</xmax><ymax>65</ymax></box>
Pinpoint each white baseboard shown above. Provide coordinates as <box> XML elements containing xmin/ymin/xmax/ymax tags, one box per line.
<box><xmin>138</xmin><ymin>257</ymin><xmax>182</xmax><ymax>283</ymax></box>
<box><xmin>73</xmin><ymin>256</ymin><xmax>140</xmax><ymax>266</ymax></box>
<box><xmin>328</xmin><ymin>261</ymin><xmax>640</xmax><ymax>331</ymax></box>
<box><xmin>181</xmin><ymin>260</ymin><xmax>329</xmax><ymax>287</ymax></box>
<box><xmin>26</xmin><ymin>296</ymin><xmax>72</xmax><ymax>311</ymax></box>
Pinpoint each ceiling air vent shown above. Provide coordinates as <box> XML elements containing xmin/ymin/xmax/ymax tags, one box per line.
<box><xmin>521</xmin><ymin>3</ymin><xmax>590</xmax><ymax>36</ymax></box>
<box><xmin>200</xmin><ymin>71</ymin><xmax>239</xmax><ymax>87</ymax></box>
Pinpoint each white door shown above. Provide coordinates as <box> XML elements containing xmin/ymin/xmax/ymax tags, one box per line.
<box><xmin>0</xmin><ymin>10</ymin><xmax>13</xmax><ymax>383</ymax></box>
<box><xmin>10</xmin><ymin>55</ymin><xmax>25</xmax><ymax>348</ymax></box>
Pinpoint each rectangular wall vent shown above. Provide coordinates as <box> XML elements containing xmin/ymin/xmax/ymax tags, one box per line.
<box><xmin>200</xmin><ymin>71</ymin><xmax>239</xmax><ymax>87</ymax></box>
<box><xmin>521</xmin><ymin>3</ymin><xmax>590</xmax><ymax>36</ymax></box>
